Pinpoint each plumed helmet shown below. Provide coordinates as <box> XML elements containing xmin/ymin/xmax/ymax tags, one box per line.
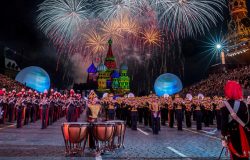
<box><xmin>186</xmin><ymin>94</ymin><xmax>193</xmax><ymax>101</ymax></box>
<box><xmin>70</xmin><ymin>89</ymin><xmax>74</xmax><ymax>95</ymax></box>
<box><xmin>198</xmin><ymin>93</ymin><xmax>204</xmax><ymax>100</ymax></box>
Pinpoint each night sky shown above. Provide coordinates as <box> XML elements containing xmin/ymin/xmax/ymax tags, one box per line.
<box><xmin>0</xmin><ymin>0</ymin><xmax>249</xmax><ymax>89</ymax></box>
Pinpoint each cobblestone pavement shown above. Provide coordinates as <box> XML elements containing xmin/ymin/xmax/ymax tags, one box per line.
<box><xmin>0</xmin><ymin>117</ymin><xmax>230</xmax><ymax>160</ymax></box>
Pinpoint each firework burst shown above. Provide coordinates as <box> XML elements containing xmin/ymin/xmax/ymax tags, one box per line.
<box><xmin>141</xmin><ymin>27</ymin><xmax>162</xmax><ymax>46</ymax></box>
<box><xmin>94</xmin><ymin>0</ymin><xmax>142</xmax><ymax>20</ymax></box>
<box><xmin>85</xmin><ymin>30</ymin><xmax>107</xmax><ymax>54</ymax></box>
<box><xmin>157</xmin><ymin>0</ymin><xmax>226</xmax><ymax>38</ymax></box>
<box><xmin>37</xmin><ymin>0</ymin><xmax>89</xmax><ymax>47</ymax></box>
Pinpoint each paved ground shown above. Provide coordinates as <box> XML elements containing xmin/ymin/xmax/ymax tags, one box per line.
<box><xmin>0</xmin><ymin>117</ymin><xmax>230</xmax><ymax>160</ymax></box>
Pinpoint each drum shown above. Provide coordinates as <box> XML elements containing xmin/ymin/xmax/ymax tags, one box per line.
<box><xmin>107</xmin><ymin>120</ymin><xmax>126</xmax><ymax>148</ymax></box>
<box><xmin>92</xmin><ymin>122</ymin><xmax>116</xmax><ymax>153</ymax></box>
<box><xmin>61</xmin><ymin>122</ymin><xmax>89</xmax><ymax>156</ymax></box>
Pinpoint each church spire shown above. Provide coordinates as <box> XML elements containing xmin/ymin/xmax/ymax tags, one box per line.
<box><xmin>107</xmin><ymin>39</ymin><xmax>114</xmax><ymax>58</ymax></box>
<box><xmin>104</xmin><ymin>39</ymin><xmax>117</xmax><ymax>69</ymax></box>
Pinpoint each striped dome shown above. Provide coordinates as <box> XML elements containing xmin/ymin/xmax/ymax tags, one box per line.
<box><xmin>120</xmin><ymin>63</ymin><xmax>128</xmax><ymax>70</ymax></box>
<box><xmin>97</xmin><ymin>63</ymin><xmax>107</xmax><ymax>72</ymax></box>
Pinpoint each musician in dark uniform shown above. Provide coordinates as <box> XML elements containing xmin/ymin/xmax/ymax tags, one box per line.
<box><xmin>15</xmin><ymin>92</ymin><xmax>24</xmax><ymax>128</ymax></box>
<box><xmin>143</xmin><ymin>101</ymin><xmax>150</xmax><ymax>126</ymax></box>
<box><xmin>174</xmin><ymin>94</ymin><xmax>183</xmax><ymax>131</ymax></box>
<box><xmin>151</xmin><ymin>100</ymin><xmax>161</xmax><ymax>134</ymax></box>
<box><xmin>40</xmin><ymin>93</ymin><xmax>48</xmax><ymax>129</ymax></box>
<box><xmin>203</xmin><ymin>97</ymin><xmax>211</xmax><ymax>127</ymax></box>
<box><xmin>184</xmin><ymin>97</ymin><xmax>192</xmax><ymax>128</ymax></box>
<box><xmin>160</xmin><ymin>97</ymin><xmax>168</xmax><ymax>126</ymax></box>
<box><xmin>137</xmin><ymin>99</ymin><xmax>143</xmax><ymax>124</ymax></box>
<box><xmin>213</xmin><ymin>96</ymin><xmax>222</xmax><ymax>130</ymax></box>
<box><xmin>67</xmin><ymin>96</ymin><xmax>76</xmax><ymax>122</ymax></box>
<box><xmin>24</xmin><ymin>94</ymin><xmax>32</xmax><ymax>125</ymax></box>
<box><xmin>8</xmin><ymin>91</ymin><xmax>16</xmax><ymax>122</ymax></box>
<box><xmin>168</xmin><ymin>97</ymin><xmax>174</xmax><ymax>128</ymax></box>
<box><xmin>107</xmin><ymin>93</ymin><xmax>115</xmax><ymax>120</ymax></box>
<box><xmin>130</xmin><ymin>100</ymin><xmax>138</xmax><ymax>130</ymax></box>
<box><xmin>221</xmin><ymin>81</ymin><xmax>250</xmax><ymax>160</ymax></box>
<box><xmin>48</xmin><ymin>95</ymin><xmax>55</xmax><ymax>125</ymax></box>
<box><xmin>193</xmin><ymin>96</ymin><xmax>203</xmax><ymax>130</ymax></box>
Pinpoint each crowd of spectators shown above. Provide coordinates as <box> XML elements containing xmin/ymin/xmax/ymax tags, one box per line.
<box><xmin>0</xmin><ymin>74</ymin><xmax>27</xmax><ymax>92</ymax></box>
<box><xmin>182</xmin><ymin>65</ymin><xmax>250</xmax><ymax>97</ymax></box>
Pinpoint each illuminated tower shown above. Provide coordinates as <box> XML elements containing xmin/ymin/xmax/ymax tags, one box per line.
<box><xmin>226</xmin><ymin>0</ymin><xmax>250</xmax><ymax>57</ymax></box>
<box><xmin>104</xmin><ymin>39</ymin><xmax>117</xmax><ymax>89</ymax></box>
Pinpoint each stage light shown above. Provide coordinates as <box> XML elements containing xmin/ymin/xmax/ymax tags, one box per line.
<box><xmin>216</xmin><ymin>44</ymin><xmax>222</xmax><ymax>49</ymax></box>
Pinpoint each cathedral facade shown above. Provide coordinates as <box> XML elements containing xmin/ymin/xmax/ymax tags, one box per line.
<box><xmin>86</xmin><ymin>39</ymin><xmax>130</xmax><ymax>94</ymax></box>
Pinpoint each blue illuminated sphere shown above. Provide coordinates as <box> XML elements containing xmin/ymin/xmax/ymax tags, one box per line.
<box><xmin>154</xmin><ymin>73</ymin><xmax>183</xmax><ymax>96</ymax></box>
<box><xmin>15</xmin><ymin>66</ymin><xmax>50</xmax><ymax>93</ymax></box>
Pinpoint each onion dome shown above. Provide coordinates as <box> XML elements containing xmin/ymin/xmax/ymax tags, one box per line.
<box><xmin>120</xmin><ymin>63</ymin><xmax>128</xmax><ymax>70</ymax></box>
<box><xmin>111</xmin><ymin>70</ymin><xmax>120</xmax><ymax>78</ymax></box>
<box><xmin>97</xmin><ymin>62</ymin><xmax>107</xmax><ymax>72</ymax></box>
<box><xmin>87</xmin><ymin>62</ymin><xmax>97</xmax><ymax>73</ymax></box>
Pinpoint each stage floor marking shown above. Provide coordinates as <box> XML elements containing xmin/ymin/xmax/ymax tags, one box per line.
<box><xmin>137</xmin><ymin>128</ymin><xmax>149</xmax><ymax>136</ymax></box>
<box><xmin>167</xmin><ymin>146</ymin><xmax>191</xmax><ymax>159</ymax></box>
<box><xmin>183</xmin><ymin>128</ymin><xmax>220</xmax><ymax>140</ymax></box>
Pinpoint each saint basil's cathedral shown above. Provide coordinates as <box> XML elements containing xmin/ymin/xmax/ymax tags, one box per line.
<box><xmin>86</xmin><ymin>39</ymin><xmax>130</xmax><ymax>94</ymax></box>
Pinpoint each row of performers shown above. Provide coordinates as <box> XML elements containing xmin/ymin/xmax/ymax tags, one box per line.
<box><xmin>0</xmin><ymin>89</ymin><xmax>85</xmax><ymax>129</ymax></box>
<box><xmin>98</xmin><ymin>94</ymin><xmax>233</xmax><ymax>134</ymax></box>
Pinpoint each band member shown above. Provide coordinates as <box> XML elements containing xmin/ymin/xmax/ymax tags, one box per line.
<box><xmin>168</xmin><ymin>97</ymin><xmax>174</xmax><ymax>128</ymax></box>
<box><xmin>203</xmin><ymin>97</ymin><xmax>211</xmax><ymax>127</ymax></box>
<box><xmin>143</xmin><ymin>101</ymin><xmax>150</xmax><ymax>126</ymax></box>
<box><xmin>213</xmin><ymin>96</ymin><xmax>222</xmax><ymax>130</ymax></box>
<box><xmin>161</xmin><ymin>97</ymin><xmax>168</xmax><ymax>126</ymax></box>
<box><xmin>40</xmin><ymin>93</ymin><xmax>49</xmax><ymax>129</ymax></box>
<box><xmin>15</xmin><ymin>92</ymin><xmax>24</xmax><ymax>128</ymax></box>
<box><xmin>87</xmin><ymin>91</ymin><xmax>101</xmax><ymax>122</ymax></box>
<box><xmin>185</xmin><ymin>98</ymin><xmax>192</xmax><ymax>128</ymax></box>
<box><xmin>7</xmin><ymin>91</ymin><xmax>16</xmax><ymax>122</ymax></box>
<box><xmin>137</xmin><ymin>100</ymin><xmax>143</xmax><ymax>124</ymax></box>
<box><xmin>24</xmin><ymin>95</ymin><xmax>32</xmax><ymax>125</ymax></box>
<box><xmin>87</xmin><ymin>90</ymin><xmax>101</xmax><ymax>150</ymax></box>
<box><xmin>66</xmin><ymin>96</ymin><xmax>76</xmax><ymax>122</ymax></box>
<box><xmin>130</xmin><ymin>100</ymin><xmax>138</xmax><ymax>130</ymax></box>
<box><xmin>221</xmin><ymin>81</ymin><xmax>250</xmax><ymax>160</ymax></box>
<box><xmin>151</xmin><ymin>100</ymin><xmax>161</xmax><ymax>134</ymax></box>
<box><xmin>107</xmin><ymin>93</ymin><xmax>115</xmax><ymax>120</ymax></box>
<box><xmin>193</xmin><ymin>96</ymin><xmax>203</xmax><ymax>130</ymax></box>
<box><xmin>0</xmin><ymin>89</ymin><xmax>7</xmax><ymax>124</ymax></box>
<box><xmin>174</xmin><ymin>95</ymin><xmax>183</xmax><ymax>131</ymax></box>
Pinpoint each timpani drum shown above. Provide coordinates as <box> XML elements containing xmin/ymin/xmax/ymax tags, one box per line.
<box><xmin>61</xmin><ymin>122</ymin><xmax>89</xmax><ymax>156</ymax></box>
<box><xmin>92</xmin><ymin>122</ymin><xmax>116</xmax><ymax>153</ymax></box>
<box><xmin>107</xmin><ymin>120</ymin><xmax>126</xmax><ymax>148</ymax></box>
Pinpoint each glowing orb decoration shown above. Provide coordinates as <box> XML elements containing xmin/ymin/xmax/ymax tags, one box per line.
<box><xmin>15</xmin><ymin>66</ymin><xmax>50</xmax><ymax>93</ymax></box>
<box><xmin>154</xmin><ymin>73</ymin><xmax>183</xmax><ymax>96</ymax></box>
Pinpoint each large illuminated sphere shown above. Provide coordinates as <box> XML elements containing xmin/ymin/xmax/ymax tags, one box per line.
<box><xmin>15</xmin><ymin>66</ymin><xmax>50</xmax><ymax>92</ymax></box>
<box><xmin>154</xmin><ymin>73</ymin><xmax>183</xmax><ymax>96</ymax></box>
